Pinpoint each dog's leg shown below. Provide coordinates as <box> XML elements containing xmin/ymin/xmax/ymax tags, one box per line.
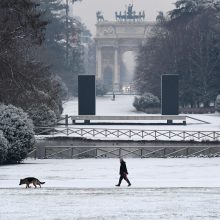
<box><xmin>37</xmin><ymin>180</ymin><xmax>42</xmax><ymax>188</ymax></box>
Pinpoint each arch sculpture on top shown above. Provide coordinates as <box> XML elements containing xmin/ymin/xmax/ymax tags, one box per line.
<box><xmin>95</xmin><ymin>4</ymin><xmax>154</xmax><ymax>92</ymax></box>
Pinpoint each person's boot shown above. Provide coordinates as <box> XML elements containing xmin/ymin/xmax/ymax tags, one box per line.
<box><xmin>116</xmin><ymin>177</ymin><xmax>122</xmax><ymax>187</ymax></box>
<box><xmin>126</xmin><ymin>179</ymin><xmax>131</xmax><ymax>187</ymax></box>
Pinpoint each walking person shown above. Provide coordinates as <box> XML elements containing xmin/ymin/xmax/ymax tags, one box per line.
<box><xmin>115</xmin><ymin>158</ymin><xmax>131</xmax><ymax>187</ymax></box>
<box><xmin>112</xmin><ymin>92</ymin><xmax>115</xmax><ymax>101</ymax></box>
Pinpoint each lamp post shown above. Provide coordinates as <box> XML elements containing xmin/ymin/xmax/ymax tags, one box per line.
<box><xmin>66</xmin><ymin>0</ymin><xmax>69</xmax><ymax>64</ymax></box>
<box><xmin>65</xmin><ymin>0</ymin><xmax>82</xmax><ymax>64</ymax></box>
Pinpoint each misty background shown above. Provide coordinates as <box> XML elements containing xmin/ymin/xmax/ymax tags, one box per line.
<box><xmin>70</xmin><ymin>0</ymin><xmax>175</xmax><ymax>79</ymax></box>
<box><xmin>71</xmin><ymin>0</ymin><xmax>175</xmax><ymax>35</ymax></box>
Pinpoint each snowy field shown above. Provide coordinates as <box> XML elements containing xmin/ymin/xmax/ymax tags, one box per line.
<box><xmin>1</xmin><ymin>96</ymin><xmax>219</xmax><ymax>219</ymax></box>
<box><xmin>63</xmin><ymin>95</ymin><xmax>220</xmax><ymax>131</ymax></box>
<box><xmin>1</xmin><ymin>158</ymin><xmax>220</xmax><ymax>219</ymax></box>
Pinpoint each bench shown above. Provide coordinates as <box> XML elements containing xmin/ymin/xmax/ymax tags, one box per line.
<box><xmin>71</xmin><ymin>115</ymin><xmax>187</xmax><ymax>125</ymax></box>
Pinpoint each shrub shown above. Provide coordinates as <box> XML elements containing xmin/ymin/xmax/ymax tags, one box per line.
<box><xmin>215</xmin><ymin>95</ymin><xmax>220</xmax><ymax>112</ymax></box>
<box><xmin>180</xmin><ymin>107</ymin><xmax>215</xmax><ymax>114</ymax></box>
<box><xmin>96</xmin><ymin>80</ymin><xmax>108</xmax><ymax>96</ymax></box>
<box><xmin>0</xmin><ymin>104</ymin><xmax>35</xmax><ymax>164</ymax></box>
<box><xmin>47</xmin><ymin>99</ymin><xmax>62</xmax><ymax>119</ymax></box>
<box><xmin>51</xmin><ymin>75</ymin><xmax>68</xmax><ymax>100</ymax></box>
<box><xmin>27</xmin><ymin>104</ymin><xmax>57</xmax><ymax>127</ymax></box>
<box><xmin>0</xmin><ymin>131</ymin><xmax>8</xmax><ymax>165</ymax></box>
<box><xmin>133</xmin><ymin>93</ymin><xmax>160</xmax><ymax>111</ymax></box>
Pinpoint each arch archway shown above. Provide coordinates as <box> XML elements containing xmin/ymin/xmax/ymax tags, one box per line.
<box><xmin>121</xmin><ymin>51</ymin><xmax>136</xmax><ymax>93</ymax></box>
<box><xmin>103</xmin><ymin>66</ymin><xmax>113</xmax><ymax>91</ymax></box>
<box><xmin>95</xmin><ymin>21</ymin><xmax>153</xmax><ymax>92</ymax></box>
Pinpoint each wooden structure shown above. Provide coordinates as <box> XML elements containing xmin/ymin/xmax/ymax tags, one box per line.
<box><xmin>71</xmin><ymin>115</ymin><xmax>187</xmax><ymax>125</ymax></box>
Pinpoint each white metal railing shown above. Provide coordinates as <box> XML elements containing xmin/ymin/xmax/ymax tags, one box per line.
<box><xmin>35</xmin><ymin>127</ymin><xmax>220</xmax><ymax>142</ymax></box>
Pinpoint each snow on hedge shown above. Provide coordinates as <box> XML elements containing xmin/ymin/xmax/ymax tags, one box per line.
<box><xmin>28</xmin><ymin>104</ymin><xmax>57</xmax><ymax>127</ymax></box>
<box><xmin>133</xmin><ymin>93</ymin><xmax>160</xmax><ymax>111</ymax></box>
<box><xmin>0</xmin><ymin>104</ymin><xmax>35</xmax><ymax>164</ymax></box>
<box><xmin>0</xmin><ymin>131</ymin><xmax>8</xmax><ymax>164</ymax></box>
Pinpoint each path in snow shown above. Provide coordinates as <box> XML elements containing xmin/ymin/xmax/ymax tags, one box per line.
<box><xmin>63</xmin><ymin>95</ymin><xmax>136</xmax><ymax>116</ymax></box>
<box><xmin>63</xmin><ymin>95</ymin><xmax>220</xmax><ymax>131</ymax></box>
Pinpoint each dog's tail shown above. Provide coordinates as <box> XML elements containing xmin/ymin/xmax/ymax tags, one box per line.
<box><xmin>40</xmin><ymin>182</ymin><xmax>45</xmax><ymax>184</ymax></box>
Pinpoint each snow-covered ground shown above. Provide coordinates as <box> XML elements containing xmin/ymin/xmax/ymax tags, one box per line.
<box><xmin>63</xmin><ymin>95</ymin><xmax>220</xmax><ymax>131</ymax></box>
<box><xmin>1</xmin><ymin>158</ymin><xmax>220</xmax><ymax>219</ymax></box>
<box><xmin>1</xmin><ymin>96</ymin><xmax>219</xmax><ymax>219</ymax></box>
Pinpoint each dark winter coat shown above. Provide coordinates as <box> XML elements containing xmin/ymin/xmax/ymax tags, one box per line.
<box><xmin>120</xmin><ymin>161</ymin><xmax>128</xmax><ymax>175</ymax></box>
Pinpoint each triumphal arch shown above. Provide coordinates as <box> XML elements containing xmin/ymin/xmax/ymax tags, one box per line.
<box><xmin>95</xmin><ymin>5</ymin><xmax>154</xmax><ymax>91</ymax></box>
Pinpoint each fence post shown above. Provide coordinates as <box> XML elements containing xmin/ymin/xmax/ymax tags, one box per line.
<box><xmin>65</xmin><ymin>115</ymin><xmax>68</xmax><ymax>126</ymax></box>
<box><xmin>186</xmin><ymin>148</ymin><xmax>189</xmax><ymax>157</ymax></box>
<box><xmin>119</xmin><ymin>148</ymin><xmax>121</xmax><ymax>158</ymax></box>
<box><xmin>71</xmin><ymin>147</ymin><xmax>74</xmax><ymax>159</ymax></box>
<box><xmin>163</xmin><ymin>148</ymin><xmax>166</xmax><ymax>158</ymax></box>
<box><xmin>183</xmin><ymin>131</ymin><xmax>186</xmax><ymax>141</ymax></box>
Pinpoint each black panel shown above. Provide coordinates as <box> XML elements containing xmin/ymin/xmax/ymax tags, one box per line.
<box><xmin>161</xmin><ymin>75</ymin><xmax>179</xmax><ymax>115</ymax></box>
<box><xmin>78</xmin><ymin>75</ymin><xmax>96</xmax><ymax>115</ymax></box>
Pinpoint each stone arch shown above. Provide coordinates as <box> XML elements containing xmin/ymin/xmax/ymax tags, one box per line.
<box><xmin>95</xmin><ymin>21</ymin><xmax>154</xmax><ymax>92</ymax></box>
<box><xmin>120</xmin><ymin>50</ymin><xmax>137</xmax><ymax>85</ymax></box>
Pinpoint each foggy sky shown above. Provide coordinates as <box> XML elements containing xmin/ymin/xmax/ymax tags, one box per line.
<box><xmin>71</xmin><ymin>0</ymin><xmax>175</xmax><ymax>35</ymax></box>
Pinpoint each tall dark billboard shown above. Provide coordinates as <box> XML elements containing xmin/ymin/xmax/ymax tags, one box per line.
<box><xmin>161</xmin><ymin>74</ymin><xmax>179</xmax><ymax>115</ymax></box>
<box><xmin>78</xmin><ymin>75</ymin><xmax>96</xmax><ymax>115</ymax></box>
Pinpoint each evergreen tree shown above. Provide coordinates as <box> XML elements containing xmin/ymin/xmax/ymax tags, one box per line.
<box><xmin>0</xmin><ymin>0</ymin><xmax>65</xmax><ymax>116</ymax></box>
<box><xmin>135</xmin><ymin>0</ymin><xmax>220</xmax><ymax>107</ymax></box>
<box><xmin>38</xmin><ymin>0</ymin><xmax>85</xmax><ymax>96</ymax></box>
